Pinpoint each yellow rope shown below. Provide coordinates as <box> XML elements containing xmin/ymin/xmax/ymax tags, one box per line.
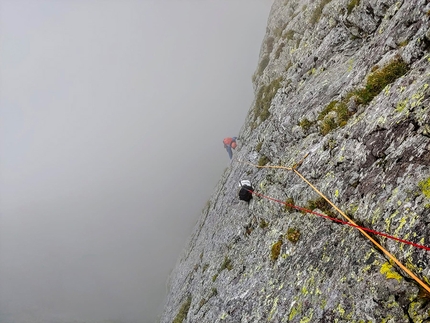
<box><xmin>240</xmin><ymin>155</ymin><xmax>430</xmax><ymax>294</ymax></box>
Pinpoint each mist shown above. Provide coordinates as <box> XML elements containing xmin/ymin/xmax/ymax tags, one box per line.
<box><xmin>0</xmin><ymin>1</ymin><xmax>273</xmax><ymax>322</ymax></box>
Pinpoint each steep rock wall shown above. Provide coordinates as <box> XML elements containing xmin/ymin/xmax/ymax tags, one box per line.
<box><xmin>161</xmin><ymin>0</ymin><xmax>430</xmax><ymax>322</ymax></box>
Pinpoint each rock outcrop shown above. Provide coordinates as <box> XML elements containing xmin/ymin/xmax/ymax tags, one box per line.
<box><xmin>161</xmin><ymin>0</ymin><xmax>430</xmax><ymax>322</ymax></box>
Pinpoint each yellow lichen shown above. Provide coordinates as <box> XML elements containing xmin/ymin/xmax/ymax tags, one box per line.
<box><xmin>299</xmin><ymin>309</ymin><xmax>314</xmax><ymax>323</ymax></box>
<box><xmin>347</xmin><ymin>59</ymin><xmax>354</xmax><ymax>71</ymax></box>
<box><xmin>381</xmin><ymin>315</ymin><xmax>394</xmax><ymax>323</ymax></box>
<box><xmin>418</xmin><ymin>177</ymin><xmax>430</xmax><ymax>198</ymax></box>
<box><xmin>335</xmin><ymin>189</ymin><xmax>339</xmax><ymax>197</ymax></box>
<box><xmin>289</xmin><ymin>304</ymin><xmax>301</xmax><ymax>321</ymax></box>
<box><xmin>380</xmin><ymin>262</ymin><xmax>403</xmax><ymax>281</ymax></box>
<box><xmin>268</xmin><ymin>297</ymin><xmax>279</xmax><ymax>321</ymax></box>
<box><xmin>393</xmin><ymin>216</ymin><xmax>407</xmax><ymax>235</ymax></box>
<box><xmin>320</xmin><ymin>298</ymin><xmax>327</xmax><ymax>309</ymax></box>
<box><xmin>219</xmin><ymin>312</ymin><xmax>228</xmax><ymax>320</ymax></box>
<box><xmin>337</xmin><ymin>304</ymin><xmax>345</xmax><ymax>316</ymax></box>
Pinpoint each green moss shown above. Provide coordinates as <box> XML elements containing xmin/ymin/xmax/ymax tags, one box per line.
<box><xmin>347</xmin><ymin>0</ymin><xmax>360</xmax><ymax>14</ymax></box>
<box><xmin>202</xmin><ymin>263</ymin><xmax>209</xmax><ymax>272</ymax></box>
<box><xmin>418</xmin><ymin>177</ymin><xmax>430</xmax><ymax>198</ymax></box>
<box><xmin>284</xmin><ymin>197</ymin><xmax>295</xmax><ymax>212</ymax></box>
<box><xmin>307</xmin><ymin>197</ymin><xmax>335</xmax><ymax>217</ymax></box>
<box><xmin>318</xmin><ymin>100</ymin><xmax>353</xmax><ymax>135</ymax></box>
<box><xmin>271</xmin><ymin>240</ymin><xmax>283</xmax><ymax>261</ymax></box>
<box><xmin>320</xmin><ymin>116</ymin><xmax>338</xmax><ymax>135</ymax></box>
<box><xmin>310</xmin><ymin>0</ymin><xmax>333</xmax><ymax>25</ymax></box>
<box><xmin>254</xmin><ymin>77</ymin><xmax>283</xmax><ymax>122</ymax></box>
<box><xmin>353</xmin><ymin>57</ymin><xmax>409</xmax><ymax>105</ymax></box>
<box><xmin>212</xmin><ymin>256</ymin><xmax>233</xmax><ymax>282</ymax></box>
<box><xmin>259</xmin><ymin>219</ymin><xmax>269</xmax><ymax>228</ymax></box>
<box><xmin>336</xmin><ymin>102</ymin><xmax>350</xmax><ymax>126</ymax></box>
<box><xmin>173</xmin><ymin>296</ymin><xmax>192</xmax><ymax>323</ymax></box>
<box><xmin>220</xmin><ymin>256</ymin><xmax>233</xmax><ymax>271</ymax></box>
<box><xmin>258</xmin><ymin>155</ymin><xmax>270</xmax><ymax>166</ymax></box>
<box><xmin>318</xmin><ymin>100</ymin><xmax>338</xmax><ymax>120</ymax></box>
<box><xmin>398</xmin><ymin>40</ymin><xmax>409</xmax><ymax>47</ymax></box>
<box><xmin>286</xmin><ymin>228</ymin><xmax>301</xmax><ymax>243</ymax></box>
<box><xmin>299</xmin><ymin>118</ymin><xmax>314</xmax><ymax>131</ymax></box>
<box><xmin>255</xmin><ymin>141</ymin><xmax>263</xmax><ymax>152</ymax></box>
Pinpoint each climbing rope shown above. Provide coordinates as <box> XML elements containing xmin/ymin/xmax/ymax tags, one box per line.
<box><xmin>248</xmin><ymin>189</ymin><xmax>430</xmax><ymax>252</ymax></box>
<box><xmin>239</xmin><ymin>155</ymin><xmax>430</xmax><ymax>294</ymax></box>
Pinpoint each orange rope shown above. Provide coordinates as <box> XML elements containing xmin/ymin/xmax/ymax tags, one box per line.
<box><xmin>248</xmin><ymin>189</ymin><xmax>430</xmax><ymax>251</ymax></box>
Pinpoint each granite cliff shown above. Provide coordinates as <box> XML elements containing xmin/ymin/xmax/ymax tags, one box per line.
<box><xmin>161</xmin><ymin>0</ymin><xmax>430</xmax><ymax>322</ymax></box>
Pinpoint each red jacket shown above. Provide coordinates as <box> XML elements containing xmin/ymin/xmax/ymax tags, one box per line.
<box><xmin>223</xmin><ymin>137</ymin><xmax>234</xmax><ymax>146</ymax></box>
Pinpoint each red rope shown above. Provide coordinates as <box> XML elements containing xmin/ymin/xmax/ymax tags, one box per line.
<box><xmin>249</xmin><ymin>189</ymin><xmax>430</xmax><ymax>252</ymax></box>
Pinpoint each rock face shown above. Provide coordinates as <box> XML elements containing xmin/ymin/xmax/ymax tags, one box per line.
<box><xmin>161</xmin><ymin>0</ymin><xmax>430</xmax><ymax>322</ymax></box>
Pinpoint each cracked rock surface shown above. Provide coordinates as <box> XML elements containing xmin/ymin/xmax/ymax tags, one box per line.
<box><xmin>161</xmin><ymin>0</ymin><xmax>430</xmax><ymax>322</ymax></box>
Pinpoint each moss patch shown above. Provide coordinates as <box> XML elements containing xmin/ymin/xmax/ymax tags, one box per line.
<box><xmin>302</xmin><ymin>57</ymin><xmax>408</xmax><ymax>136</ymax></box>
<box><xmin>347</xmin><ymin>0</ymin><xmax>360</xmax><ymax>14</ymax></box>
<box><xmin>318</xmin><ymin>101</ymin><xmax>352</xmax><ymax>135</ymax></box>
<box><xmin>254</xmin><ymin>77</ymin><xmax>283</xmax><ymax>122</ymax></box>
<box><xmin>258</xmin><ymin>155</ymin><xmax>270</xmax><ymax>166</ymax></box>
<box><xmin>255</xmin><ymin>141</ymin><xmax>263</xmax><ymax>152</ymax></box>
<box><xmin>212</xmin><ymin>256</ymin><xmax>233</xmax><ymax>282</ymax></box>
<box><xmin>353</xmin><ymin>56</ymin><xmax>409</xmax><ymax>105</ymax></box>
<box><xmin>284</xmin><ymin>197</ymin><xmax>295</xmax><ymax>212</ymax></box>
<box><xmin>286</xmin><ymin>228</ymin><xmax>301</xmax><ymax>243</ymax></box>
<box><xmin>306</xmin><ymin>197</ymin><xmax>336</xmax><ymax>217</ymax></box>
<box><xmin>299</xmin><ymin>118</ymin><xmax>315</xmax><ymax>131</ymax></box>
<box><xmin>220</xmin><ymin>256</ymin><xmax>233</xmax><ymax>271</ymax></box>
<box><xmin>173</xmin><ymin>296</ymin><xmax>192</xmax><ymax>323</ymax></box>
<box><xmin>271</xmin><ymin>240</ymin><xmax>283</xmax><ymax>261</ymax></box>
<box><xmin>260</xmin><ymin>219</ymin><xmax>269</xmax><ymax>228</ymax></box>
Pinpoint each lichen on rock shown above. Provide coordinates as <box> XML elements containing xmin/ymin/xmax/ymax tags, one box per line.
<box><xmin>161</xmin><ymin>0</ymin><xmax>430</xmax><ymax>322</ymax></box>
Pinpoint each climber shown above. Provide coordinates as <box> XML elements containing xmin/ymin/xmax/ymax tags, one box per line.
<box><xmin>223</xmin><ymin>137</ymin><xmax>237</xmax><ymax>159</ymax></box>
<box><xmin>238</xmin><ymin>179</ymin><xmax>253</xmax><ymax>202</ymax></box>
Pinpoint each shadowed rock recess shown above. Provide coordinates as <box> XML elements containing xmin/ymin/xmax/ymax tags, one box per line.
<box><xmin>161</xmin><ymin>0</ymin><xmax>430</xmax><ymax>322</ymax></box>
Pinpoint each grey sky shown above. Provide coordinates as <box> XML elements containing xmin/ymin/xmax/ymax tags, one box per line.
<box><xmin>0</xmin><ymin>1</ymin><xmax>273</xmax><ymax>322</ymax></box>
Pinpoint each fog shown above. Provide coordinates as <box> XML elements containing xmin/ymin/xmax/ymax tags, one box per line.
<box><xmin>0</xmin><ymin>1</ymin><xmax>272</xmax><ymax>322</ymax></box>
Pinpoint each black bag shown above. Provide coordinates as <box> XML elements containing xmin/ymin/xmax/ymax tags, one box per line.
<box><xmin>238</xmin><ymin>180</ymin><xmax>253</xmax><ymax>202</ymax></box>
